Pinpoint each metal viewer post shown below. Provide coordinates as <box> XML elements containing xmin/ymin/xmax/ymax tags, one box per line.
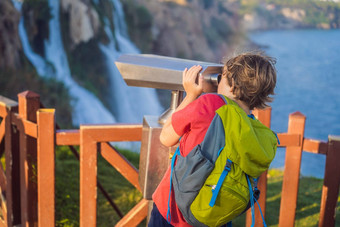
<box><xmin>158</xmin><ymin>90</ymin><xmax>183</xmax><ymax>125</ymax></box>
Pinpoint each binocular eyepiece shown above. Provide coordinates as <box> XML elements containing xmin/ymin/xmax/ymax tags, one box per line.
<box><xmin>202</xmin><ymin>73</ymin><xmax>222</xmax><ymax>87</ymax></box>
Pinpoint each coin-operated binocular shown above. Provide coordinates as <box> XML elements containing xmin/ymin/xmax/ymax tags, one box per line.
<box><xmin>115</xmin><ymin>54</ymin><xmax>223</xmax><ymax>200</ymax></box>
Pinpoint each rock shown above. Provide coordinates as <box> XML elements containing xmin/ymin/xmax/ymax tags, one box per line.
<box><xmin>242</xmin><ymin>6</ymin><xmax>308</xmax><ymax>30</ymax></box>
<box><xmin>0</xmin><ymin>0</ymin><xmax>22</xmax><ymax>69</ymax></box>
<box><xmin>281</xmin><ymin>8</ymin><xmax>305</xmax><ymax>22</ymax></box>
<box><xmin>61</xmin><ymin>0</ymin><xmax>100</xmax><ymax>46</ymax></box>
<box><xmin>317</xmin><ymin>23</ymin><xmax>331</xmax><ymax>29</ymax></box>
<box><xmin>243</xmin><ymin>13</ymin><xmax>269</xmax><ymax>31</ymax></box>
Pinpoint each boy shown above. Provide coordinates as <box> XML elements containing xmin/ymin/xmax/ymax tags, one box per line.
<box><xmin>149</xmin><ymin>52</ymin><xmax>277</xmax><ymax>227</ymax></box>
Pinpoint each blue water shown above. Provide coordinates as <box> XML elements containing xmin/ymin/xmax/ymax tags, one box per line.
<box><xmin>250</xmin><ymin>29</ymin><xmax>340</xmax><ymax>178</ymax></box>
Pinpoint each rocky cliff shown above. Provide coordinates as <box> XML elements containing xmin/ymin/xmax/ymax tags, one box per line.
<box><xmin>0</xmin><ymin>0</ymin><xmax>22</xmax><ymax>69</ymax></box>
<box><xmin>2</xmin><ymin>0</ymin><xmax>339</xmax><ymax>72</ymax></box>
<box><xmin>60</xmin><ymin>0</ymin><xmax>100</xmax><ymax>47</ymax></box>
<box><xmin>122</xmin><ymin>0</ymin><xmax>244</xmax><ymax>62</ymax></box>
<box><xmin>2</xmin><ymin>0</ymin><xmax>244</xmax><ymax>69</ymax></box>
<box><xmin>0</xmin><ymin>0</ymin><xmax>246</xmax><ymax>104</ymax></box>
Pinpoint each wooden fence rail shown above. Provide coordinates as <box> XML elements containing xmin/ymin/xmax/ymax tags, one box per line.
<box><xmin>0</xmin><ymin>91</ymin><xmax>339</xmax><ymax>227</ymax></box>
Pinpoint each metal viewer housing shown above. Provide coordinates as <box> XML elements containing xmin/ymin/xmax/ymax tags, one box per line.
<box><xmin>115</xmin><ymin>54</ymin><xmax>223</xmax><ymax>91</ymax></box>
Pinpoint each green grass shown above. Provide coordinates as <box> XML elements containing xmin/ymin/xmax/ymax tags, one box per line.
<box><xmin>55</xmin><ymin>145</ymin><xmax>145</xmax><ymax>227</ymax></box>
<box><xmin>232</xmin><ymin>169</ymin><xmax>340</xmax><ymax>227</ymax></box>
<box><xmin>266</xmin><ymin>169</ymin><xmax>340</xmax><ymax>227</ymax></box>
<box><xmin>55</xmin><ymin>147</ymin><xmax>340</xmax><ymax>227</ymax></box>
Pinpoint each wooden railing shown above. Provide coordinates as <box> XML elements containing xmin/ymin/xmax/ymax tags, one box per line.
<box><xmin>0</xmin><ymin>91</ymin><xmax>147</xmax><ymax>227</ymax></box>
<box><xmin>0</xmin><ymin>90</ymin><xmax>339</xmax><ymax>227</ymax></box>
<box><xmin>245</xmin><ymin>109</ymin><xmax>339</xmax><ymax>227</ymax></box>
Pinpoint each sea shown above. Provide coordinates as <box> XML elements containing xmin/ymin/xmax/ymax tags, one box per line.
<box><xmin>249</xmin><ymin>29</ymin><xmax>340</xmax><ymax>178</ymax></box>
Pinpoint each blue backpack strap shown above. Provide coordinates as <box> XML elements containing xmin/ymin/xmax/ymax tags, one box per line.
<box><xmin>274</xmin><ymin>132</ymin><xmax>280</xmax><ymax>145</ymax></box>
<box><xmin>248</xmin><ymin>114</ymin><xmax>255</xmax><ymax>119</ymax></box>
<box><xmin>218</xmin><ymin>94</ymin><xmax>228</xmax><ymax>105</ymax></box>
<box><xmin>217</xmin><ymin>146</ymin><xmax>224</xmax><ymax>156</ymax></box>
<box><xmin>253</xmin><ymin>177</ymin><xmax>258</xmax><ymax>189</ymax></box>
<box><xmin>246</xmin><ymin>175</ymin><xmax>267</xmax><ymax>227</ymax></box>
<box><xmin>166</xmin><ymin>146</ymin><xmax>180</xmax><ymax>224</ymax></box>
<box><xmin>209</xmin><ymin>159</ymin><xmax>232</xmax><ymax>207</ymax></box>
<box><xmin>246</xmin><ymin>175</ymin><xmax>256</xmax><ymax>227</ymax></box>
<box><xmin>255</xmin><ymin>198</ymin><xmax>266</xmax><ymax>227</ymax></box>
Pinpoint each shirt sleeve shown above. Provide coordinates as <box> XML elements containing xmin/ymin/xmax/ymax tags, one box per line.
<box><xmin>171</xmin><ymin>97</ymin><xmax>201</xmax><ymax>137</ymax></box>
<box><xmin>171</xmin><ymin>94</ymin><xmax>225</xmax><ymax>137</ymax></box>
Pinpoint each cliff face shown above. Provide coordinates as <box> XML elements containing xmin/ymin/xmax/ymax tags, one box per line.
<box><xmin>0</xmin><ymin>0</ymin><xmax>22</xmax><ymax>69</ymax></box>
<box><xmin>123</xmin><ymin>0</ymin><xmax>243</xmax><ymax>62</ymax></box>
<box><xmin>140</xmin><ymin>0</ymin><xmax>241</xmax><ymax>61</ymax></box>
<box><xmin>0</xmin><ymin>0</ymin><xmax>244</xmax><ymax>70</ymax></box>
<box><xmin>57</xmin><ymin>0</ymin><xmax>243</xmax><ymax>62</ymax></box>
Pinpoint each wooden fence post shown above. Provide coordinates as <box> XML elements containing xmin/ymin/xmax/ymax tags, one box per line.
<box><xmin>246</xmin><ymin>107</ymin><xmax>272</xmax><ymax>227</ymax></box>
<box><xmin>319</xmin><ymin>135</ymin><xmax>340</xmax><ymax>227</ymax></box>
<box><xmin>278</xmin><ymin>112</ymin><xmax>306</xmax><ymax>227</ymax></box>
<box><xmin>18</xmin><ymin>91</ymin><xmax>40</xmax><ymax>227</ymax></box>
<box><xmin>2</xmin><ymin>97</ymin><xmax>20</xmax><ymax>227</ymax></box>
<box><xmin>80</xmin><ymin>126</ymin><xmax>97</xmax><ymax>227</ymax></box>
<box><xmin>37</xmin><ymin>109</ymin><xmax>56</xmax><ymax>227</ymax></box>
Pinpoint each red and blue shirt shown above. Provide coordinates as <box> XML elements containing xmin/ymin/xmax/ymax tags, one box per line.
<box><xmin>152</xmin><ymin>94</ymin><xmax>225</xmax><ymax>227</ymax></box>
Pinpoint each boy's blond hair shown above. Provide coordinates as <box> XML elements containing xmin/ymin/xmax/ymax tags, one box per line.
<box><xmin>223</xmin><ymin>52</ymin><xmax>277</xmax><ymax>110</ymax></box>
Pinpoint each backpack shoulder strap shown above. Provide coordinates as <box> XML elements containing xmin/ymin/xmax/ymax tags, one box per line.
<box><xmin>209</xmin><ymin>159</ymin><xmax>233</xmax><ymax>207</ymax></box>
<box><xmin>166</xmin><ymin>147</ymin><xmax>181</xmax><ymax>223</ymax></box>
<box><xmin>246</xmin><ymin>175</ymin><xmax>267</xmax><ymax>227</ymax></box>
<box><xmin>217</xmin><ymin>94</ymin><xmax>243</xmax><ymax>108</ymax></box>
<box><xmin>217</xmin><ymin>94</ymin><xmax>228</xmax><ymax>105</ymax></box>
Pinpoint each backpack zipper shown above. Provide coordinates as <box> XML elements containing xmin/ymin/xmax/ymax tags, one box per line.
<box><xmin>205</xmin><ymin>183</ymin><xmax>248</xmax><ymax>204</ymax></box>
<box><xmin>205</xmin><ymin>184</ymin><xmax>216</xmax><ymax>190</ymax></box>
<box><xmin>221</xmin><ymin>185</ymin><xmax>248</xmax><ymax>204</ymax></box>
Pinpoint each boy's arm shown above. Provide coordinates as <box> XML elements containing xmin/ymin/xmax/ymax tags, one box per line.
<box><xmin>160</xmin><ymin>65</ymin><xmax>203</xmax><ymax>147</ymax></box>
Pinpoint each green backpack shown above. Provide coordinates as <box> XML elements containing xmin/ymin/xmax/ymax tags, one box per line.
<box><xmin>167</xmin><ymin>95</ymin><xmax>278</xmax><ymax>227</ymax></box>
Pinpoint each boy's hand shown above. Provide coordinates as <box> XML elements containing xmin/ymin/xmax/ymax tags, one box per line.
<box><xmin>160</xmin><ymin>66</ymin><xmax>203</xmax><ymax>147</ymax></box>
<box><xmin>182</xmin><ymin>65</ymin><xmax>203</xmax><ymax>98</ymax></box>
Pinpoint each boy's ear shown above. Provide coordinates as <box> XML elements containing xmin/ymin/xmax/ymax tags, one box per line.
<box><xmin>230</xmin><ymin>78</ymin><xmax>235</xmax><ymax>93</ymax></box>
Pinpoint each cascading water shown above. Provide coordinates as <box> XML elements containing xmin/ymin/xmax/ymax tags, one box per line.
<box><xmin>13</xmin><ymin>0</ymin><xmax>163</xmax><ymax>126</ymax></box>
<box><xmin>13</xmin><ymin>0</ymin><xmax>117</xmax><ymax>125</ymax></box>
<box><xmin>99</xmin><ymin>0</ymin><xmax>163</xmax><ymax>123</ymax></box>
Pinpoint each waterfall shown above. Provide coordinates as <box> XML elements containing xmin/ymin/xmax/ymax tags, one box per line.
<box><xmin>13</xmin><ymin>0</ymin><xmax>164</xmax><ymax>150</ymax></box>
<box><xmin>11</xmin><ymin>0</ymin><xmax>164</xmax><ymax>153</ymax></box>
<box><xmin>99</xmin><ymin>0</ymin><xmax>163</xmax><ymax>123</ymax></box>
<box><xmin>13</xmin><ymin>0</ymin><xmax>163</xmax><ymax>125</ymax></box>
<box><xmin>13</xmin><ymin>0</ymin><xmax>117</xmax><ymax>125</ymax></box>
